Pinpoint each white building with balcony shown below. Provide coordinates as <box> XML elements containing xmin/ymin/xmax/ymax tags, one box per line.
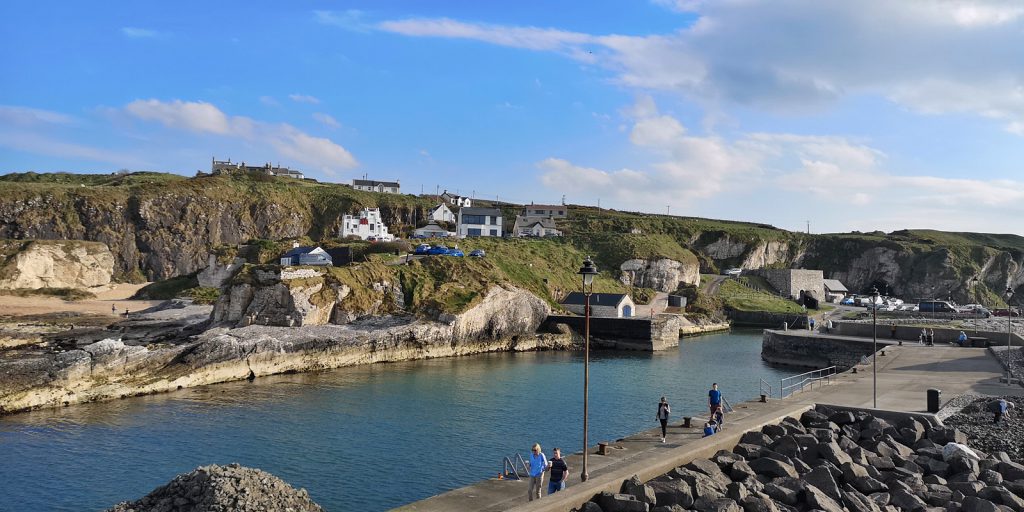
<box><xmin>340</xmin><ymin>208</ymin><xmax>394</xmax><ymax>241</ymax></box>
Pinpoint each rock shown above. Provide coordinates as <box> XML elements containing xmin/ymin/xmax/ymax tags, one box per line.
<box><xmin>769</xmin><ymin>436</ymin><xmax>801</xmax><ymax>459</ymax></box>
<box><xmin>739</xmin><ymin>495</ymin><xmax>779</xmax><ymax>512</ymax></box>
<box><xmin>841</xmin><ymin>489</ymin><xmax>882</xmax><ymax>512</ymax></box>
<box><xmin>869</xmin><ymin>491</ymin><xmax>891</xmax><ymax>507</ymax></box>
<box><xmin>747</xmin><ymin>457</ymin><xmax>798</xmax><ymax>479</ymax></box>
<box><xmin>620</xmin><ymin>258</ymin><xmax>699</xmax><ymax>293</ymax></box>
<box><xmin>948</xmin><ymin>481</ymin><xmax>985</xmax><ymax>497</ymax></box>
<box><xmin>674</xmin><ymin>468</ymin><xmax>727</xmax><ymax>499</ymax></box>
<box><xmin>804</xmin><ymin>466</ymin><xmax>842</xmax><ymax>501</ymax></box>
<box><xmin>650</xmin><ymin>479</ymin><xmax>694</xmax><ymax>509</ymax></box>
<box><xmin>687</xmin><ymin>458</ymin><xmax>733</xmax><ymax>488</ymax></box>
<box><xmin>730</xmin><ymin>461</ymin><xmax>757</xmax><ymax>482</ymax></box>
<box><xmin>712</xmin><ymin>450</ymin><xmax>745</xmax><ymax>472</ymax></box>
<box><xmin>726</xmin><ymin>482</ymin><xmax>748</xmax><ymax>502</ymax></box>
<box><xmin>805</xmin><ymin>484</ymin><xmax>846</xmax><ymax>512</ymax></box>
<box><xmin>890</xmin><ymin>489</ymin><xmax>929</xmax><ymax>511</ymax></box>
<box><xmin>780</xmin><ymin>417</ymin><xmax>806</xmax><ymax>435</ymax></box>
<box><xmin>692</xmin><ymin>497</ymin><xmax>741</xmax><ymax>512</ymax></box>
<box><xmin>830</xmin><ymin>411</ymin><xmax>858</xmax><ymax>426</ymax></box>
<box><xmin>923</xmin><ymin>484</ymin><xmax>953</xmax><ymax>506</ymax></box>
<box><xmin>868</xmin><ymin>455</ymin><xmax>897</xmax><ymax>471</ymax></box>
<box><xmin>622</xmin><ymin>475</ymin><xmax>657</xmax><ymax>505</ymax></box>
<box><xmin>792</xmin><ymin>457</ymin><xmax>811</xmax><ymax>475</ymax></box>
<box><xmin>843</xmin><ymin>462</ymin><xmax>871</xmax><ymax>480</ymax></box>
<box><xmin>919</xmin><ymin>457</ymin><xmax>951</xmax><ymax>476</ymax></box>
<box><xmin>651</xmin><ymin>506</ymin><xmax>686</xmax><ymax>512</ymax></box>
<box><xmin>740</xmin><ymin>432</ymin><xmax>774</xmax><ymax>448</ymax></box>
<box><xmin>762</xmin><ymin>483</ymin><xmax>800</xmax><ymax>506</ymax></box>
<box><xmin>761</xmin><ymin>424</ymin><xmax>787</xmax><ymax>439</ymax></box>
<box><xmin>733</xmin><ymin>444</ymin><xmax>764</xmax><ymax>459</ymax></box>
<box><xmin>0</xmin><ymin>240</ymin><xmax>114</xmax><ymax>290</ymax></box>
<box><xmin>851</xmin><ymin>475</ymin><xmax>889</xmax><ymax>495</ymax></box>
<box><xmin>801</xmin><ymin>410</ymin><xmax>830</xmax><ymax>429</ymax></box>
<box><xmin>923</xmin><ymin>474</ymin><xmax>948</xmax><ymax>485</ymax></box>
<box><xmin>596</xmin><ymin>492</ymin><xmax>650</xmax><ymax>512</ymax></box>
<box><xmin>581</xmin><ymin>502</ymin><xmax>604</xmax><ymax>512</ymax></box>
<box><xmin>818</xmin><ymin>441</ymin><xmax>854</xmax><ymax>467</ymax></box>
<box><xmin>928</xmin><ymin>427</ymin><xmax>968</xmax><ymax>446</ymax></box>
<box><xmin>978</xmin><ymin>469</ymin><xmax>1003</xmax><ymax>486</ymax></box>
<box><xmin>997</xmin><ymin>461</ymin><xmax>1024</xmax><ymax>481</ymax></box>
<box><xmin>961</xmin><ymin>496</ymin><xmax>1000</xmax><ymax>512</ymax></box>
<box><xmin>992</xmin><ymin>487</ymin><xmax>1024</xmax><ymax>509</ymax></box>
<box><xmin>950</xmin><ymin>455</ymin><xmax>981</xmax><ymax>476</ymax></box>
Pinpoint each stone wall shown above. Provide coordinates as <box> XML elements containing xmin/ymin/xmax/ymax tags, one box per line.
<box><xmin>727</xmin><ymin>310</ymin><xmax>808</xmax><ymax>328</ymax></box>
<box><xmin>543</xmin><ymin>314</ymin><xmax>680</xmax><ymax>351</ymax></box>
<box><xmin>834</xmin><ymin>321</ymin><xmax>1024</xmax><ymax>346</ymax></box>
<box><xmin>746</xmin><ymin>268</ymin><xmax>824</xmax><ymax>301</ymax></box>
<box><xmin>761</xmin><ymin>330</ymin><xmax>887</xmax><ymax>370</ymax></box>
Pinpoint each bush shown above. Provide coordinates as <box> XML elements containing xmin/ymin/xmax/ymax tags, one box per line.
<box><xmin>187</xmin><ymin>287</ymin><xmax>221</xmax><ymax>304</ymax></box>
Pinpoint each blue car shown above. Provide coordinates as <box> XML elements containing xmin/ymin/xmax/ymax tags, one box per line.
<box><xmin>469</xmin><ymin>249</ymin><xmax>485</xmax><ymax>258</ymax></box>
<box><xmin>426</xmin><ymin>245</ymin><xmax>450</xmax><ymax>255</ymax></box>
<box><xmin>414</xmin><ymin>244</ymin><xmax>431</xmax><ymax>255</ymax></box>
<box><xmin>447</xmin><ymin>249</ymin><xmax>465</xmax><ymax>257</ymax></box>
<box><xmin>840</xmin><ymin>297</ymin><xmax>855</xmax><ymax>305</ymax></box>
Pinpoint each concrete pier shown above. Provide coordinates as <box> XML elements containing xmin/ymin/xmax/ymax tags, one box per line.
<box><xmin>393</xmin><ymin>341</ymin><xmax>1024</xmax><ymax>512</ymax></box>
<box><xmin>542</xmin><ymin>314</ymin><xmax>680</xmax><ymax>351</ymax></box>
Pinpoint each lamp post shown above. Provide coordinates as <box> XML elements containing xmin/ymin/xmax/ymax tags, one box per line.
<box><xmin>871</xmin><ymin>286</ymin><xmax>879</xmax><ymax>408</ymax></box>
<box><xmin>1007</xmin><ymin>287</ymin><xmax>1014</xmax><ymax>387</ymax></box>
<box><xmin>577</xmin><ymin>256</ymin><xmax>598</xmax><ymax>482</ymax></box>
<box><xmin>969</xmin><ymin>276</ymin><xmax>979</xmax><ymax>336</ymax></box>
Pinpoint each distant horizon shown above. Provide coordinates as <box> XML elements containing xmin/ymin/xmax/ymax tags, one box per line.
<box><xmin>2</xmin><ymin>1</ymin><xmax>1023</xmax><ymax>235</ymax></box>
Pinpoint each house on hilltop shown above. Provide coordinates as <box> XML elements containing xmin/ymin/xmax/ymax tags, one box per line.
<box><xmin>457</xmin><ymin>207</ymin><xmax>502</xmax><ymax>237</ymax></box>
<box><xmin>211</xmin><ymin>157</ymin><xmax>304</xmax><ymax>179</ymax></box>
<box><xmin>428</xmin><ymin>203</ymin><xmax>455</xmax><ymax>223</ymax></box>
<box><xmin>441</xmin><ymin>190</ymin><xmax>472</xmax><ymax>208</ymax></box>
<box><xmin>561</xmin><ymin>292</ymin><xmax>635</xmax><ymax>318</ymax></box>
<box><xmin>353</xmin><ymin>179</ymin><xmax>401</xmax><ymax>194</ymax></box>
<box><xmin>512</xmin><ymin>217</ymin><xmax>561</xmax><ymax>237</ymax></box>
<box><xmin>280</xmin><ymin>245</ymin><xmax>332</xmax><ymax>266</ymax></box>
<box><xmin>340</xmin><ymin>208</ymin><xmax>394</xmax><ymax>241</ymax></box>
<box><xmin>521</xmin><ymin>203</ymin><xmax>567</xmax><ymax>219</ymax></box>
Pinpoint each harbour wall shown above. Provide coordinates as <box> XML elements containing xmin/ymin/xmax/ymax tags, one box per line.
<box><xmin>761</xmin><ymin>330</ymin><xmax>889</xmax><ymax>370</ymax></box>
<box><xmin>834</xmin><ymin>321</ymin><xmax>1024</xmax><ymax>346</ymax></box>
<box><xmin>726</xmin><ymin>310</ymin><xmax>808</xmax><ymax>328</ymax></box>
<box><xmin>542</xmin><ymin>314</ymin><xmax>680</xmax><ymax>351</ymax></box>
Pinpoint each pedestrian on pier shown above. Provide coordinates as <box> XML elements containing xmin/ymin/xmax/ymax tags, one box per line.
<box><xmin>526</xmin><ymin>443</ymin><xmax>547</xmax><ymax>501</ymax></box>
<box><xmin>890</xmin><ymin>323</ymin><xmax>897</xmax><ymax>339</ymax></box>
<box><xmin>708</xmin><ymin>383</ymin><xmax>725</xmax><ymax>428</ymax></box>
<box><xmin>927</xmin><ymin>329</ymin><xmax>935</xmax><ymax>346</ymax></box>
<box><xmin>809</xmin><ymin>318</ymin><xmax>816</xmax><ymax>331</ymax></box>
<box><xmin>656</xmin><ymin>396</ymin><xmax>671</xmax><ymax>443</ymax></box>
<box><xmin>957</xmin><ymin>331</ymin><xmax>968</xmax><ymax>347</ymax></box>
<box><xmin>547</xmin><ymin>448</ymin><xmax>568</xmax><ymax>495</ymax></box>
<box><xmin>111</xmin><ymin>303</ymin><xmax>117</xmax><ymax>315</ymax></box>
<box><xmin>825</xmin><ymin>319</ymin><xmax>833</xmax><ymax>334</ymax></box>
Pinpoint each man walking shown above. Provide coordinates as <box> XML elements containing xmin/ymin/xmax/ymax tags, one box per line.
<box><xmin>708</xmin><ymin>383</ymin><xmax>724</xmax><ymax>427</ymax></box>
<box><xmin>547</xmin><ymin>448</ymin><xmax>568</xmax><ymax>495</ymax></box>
<box><xmin>656</xmin><ymin>396</ymin><xmax>671</xmax><ymax>443</ymax></box>
<box><xmin>526</xmin><ymin>443</ymin><xmax>547</xmax><ymax>501</ymax></box>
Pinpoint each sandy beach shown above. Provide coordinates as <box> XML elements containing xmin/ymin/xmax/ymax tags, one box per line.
<box><xmin>0</xmin><ymin>283</ymin><xmax>165</xmax><ymax>318</ymax></box>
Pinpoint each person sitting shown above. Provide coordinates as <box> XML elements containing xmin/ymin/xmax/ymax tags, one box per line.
<box><xmin>702</xmin><ymin>421</ymin><xmax>716</xmax><ymax>438</ymax></box>
<box><xmin>957</xmin><ymin>331</ymin><xmax>968</xmax><ymax>347</ymax></box>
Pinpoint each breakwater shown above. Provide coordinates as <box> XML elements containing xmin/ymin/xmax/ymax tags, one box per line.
<box><xmin>835</xmin><ymin>321</ymin><xmax>1024</xmax><ymax>346</ymax></box>
<box><xmin>761</xmin><ymin>330</ymin><xmax>892</xmax><ymax>370</ymax></box>
<box><xmin>726</xmin><ymin>310</ymin><xmax>808</xmax><ymax>328</ymax></box>
<box><xmin>542</xmin><ymin>314</ymin><xmax>680</xmax><ymax>351</ymax></box>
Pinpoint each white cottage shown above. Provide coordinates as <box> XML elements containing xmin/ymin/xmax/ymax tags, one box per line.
<box><xmin>428</xmin><ymin>203</ymin><xmax>455</xmax><ymax>223</ymax></box>
<box><xmin>560</xmin><ymin>292</ymin><xmax>635</xmax><ymax>318</ymax></box>
<box><xmin>340</xmin><ymin>208</ymin><xmax>394</xmax><ymax>241</ymax></box>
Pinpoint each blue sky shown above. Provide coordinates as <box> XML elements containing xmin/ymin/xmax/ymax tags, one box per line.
<box><xmin>2</xmin><ymin>1</ymin><xmax>1023</xmax><ymax>234</ymax></box>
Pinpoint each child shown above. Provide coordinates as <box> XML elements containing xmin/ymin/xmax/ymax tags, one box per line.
<box><xmin>702</xmin><ymin>421</ymin><xmax>716</xmax><ymax>438</ymax></box>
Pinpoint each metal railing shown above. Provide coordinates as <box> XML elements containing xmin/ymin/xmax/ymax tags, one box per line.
<box><xmin>779</xmin><ymin>366</ymin><xmax>837</xmax><ymax>398</ymax></box>
<box><xmin>501</xmin><ymin>453</ymin><xmax>530</xmax><ymax>480</ymax></box>
<box><xmin>759</xmin><ymin>377</ymin><xmax>774</xmax><ymax>398</ymax></box>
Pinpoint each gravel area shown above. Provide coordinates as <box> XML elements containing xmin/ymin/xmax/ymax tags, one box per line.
<box><xmin>991</xmin><ymin>346</ymin><xmax>1024</xmax><ymax>382</ymax></box>
<box><xmin>961</xmin><ymin>318</ymin><xmax>1024</xmax><ymax>338</ymax></box>
<box><xmin>106</xmin><ymin>463</ymin><xmax>323</xmax><ymax>512</ymax></box>
<box><xmin>941</xmin><ymin>395</ymin><xmax>1024</xmax><ymax>460</ymax></box>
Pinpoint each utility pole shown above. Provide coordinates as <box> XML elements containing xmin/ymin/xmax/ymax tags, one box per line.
<box><xmin>561</xmin><ymin>194</ymin><xmax>566</xmax><ymax>205</ymax></box>
<box><xmin>806</xmin><ymin>220</ymin><xmax>810</xmax><ymax>234</ymax></box>
<box><xmin>597</xmin><ymin>198</ymin><xmax>600</xmax><ymax>209</ymax></box>
<box><xmin>666</xmin><ymin>205</ymin><xmax>671</xmax><ymax>216</ymax></box>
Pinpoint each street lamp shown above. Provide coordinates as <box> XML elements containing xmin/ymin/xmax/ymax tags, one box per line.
<box><xmin>969</xmin><ymin>276</ymin><xmax>980</xmax><ymax>336</ymax></box>
<box><xmin>1007</xmin><ymin>286</ymin><xmax>1014</xmax><ymax>387</ymax></box>
<box><xmin>872</xmin><ymin>286</ymin><xmax>879</xmax><ymax>408</ymax></box>
<box><xmin>577</xmin><ymin>256</ymin><xmax>598</xmax><ymax>482</ymax></box>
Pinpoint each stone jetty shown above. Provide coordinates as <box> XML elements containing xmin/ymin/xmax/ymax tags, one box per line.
<box><xmin>580</xmin><ymin>405</ymin><xmax>1024</xmax><ymax>512</ymax></box>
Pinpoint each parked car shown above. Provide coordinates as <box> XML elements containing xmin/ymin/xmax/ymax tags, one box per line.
<box><xmin>414</xmin><ymin>244</ymin><xmax>431</xmax><ymax>255</ymax></box>
<box><xmin>426</xmin><ymin>245</ymin><xmax>450</xmax><ymax>255</ymax></box>
<box><xmin>446</xmin><ymin>249</ymin><xmax>465</xmax><ymax>257</ymax></box>
<box><xmin>723</xmin><ymin>268</ymin><xmax>742</xmax><ymax>277</ymax></box>
<box><xmin>840</xmin><ymin>297</ymin><xmax>855</xmax><ymax>305</ymax></box>
<box><xmin>993</xmin><ymin>308</ymin><xmax>1021</xmax><ymax>317</ymax></box>
<box><xmin>469</xmin><ymin>249</ymin><xmax>485</xmax><ymax>258</ymax></box>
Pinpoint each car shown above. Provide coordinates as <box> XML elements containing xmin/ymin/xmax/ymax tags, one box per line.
<box><xmin>446</xmin><ymin>249</ymin><xmax>465</xmax><ymax>257</ymax></box>
<box><xmin>840</xmin><ymin>297</ymin><xmax>855</xmax><ymax>305</ymax></box>
<box><xmin>414</xmin><ymin>244</ymin><xmax>431</xmax><ymax>255</ymax></box>
<box><xmin>993</xmin><ymin>308</ymin><xmax>1021</xmax><ymax>317</ymax></box>
<box><xmin>426</xmin><ymin>245</ymin><xmax>450</xmax><ymax>255</ymax></box>
<box><xmin>723</xmin><ymin>268</ymin><xmax>742</xmax><ymax>277</ymax></box>
<box><xmin>469</xmin><ymin>249</ymin><xmax>485</xmax><ymax>258</ymax></box>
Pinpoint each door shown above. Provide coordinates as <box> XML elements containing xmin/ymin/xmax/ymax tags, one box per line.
<box><xmin>622</xmin><ymin>305</ymin><xmax>633</xmax><ymax>318</ymax></box>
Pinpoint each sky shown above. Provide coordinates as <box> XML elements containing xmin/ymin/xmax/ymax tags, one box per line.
<box><xmin>2</xmin><ymin>0</ymin><xmax>1023</xmax><ymax>235</ymax></box>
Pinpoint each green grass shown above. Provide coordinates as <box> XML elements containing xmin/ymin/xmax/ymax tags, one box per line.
<box><xmin>132</xmin><ymin>273</ymin><xmax>200</xmax><ymax>300</ymax></box>
<box><xmin>716</xmin><ymin>280</ymin><xmax>805</xmax><ymax>314</ymax></box>
<box><xmin>0</xmin><ymin>287</ymin><xmax>96</xmax><ymax>301</ymax></box>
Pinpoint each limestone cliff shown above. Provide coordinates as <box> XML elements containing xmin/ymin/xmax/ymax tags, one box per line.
<box><xmin>619</xmin><ymin>258</ymin><xmax>700</xmax><ymax>292</ymax></box>
<box><xmin>0</xmin><ymin>240</ymin><xmax>114</xmax><ymax>290</ymax></box>
<box><xmin>0</xmin><ymin>285</ymin><xmax>564</xmax><ymax>414</ymax></box>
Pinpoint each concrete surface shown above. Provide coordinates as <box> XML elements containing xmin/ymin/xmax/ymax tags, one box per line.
<box><xmin>392</xmin><ymin>342</ymin><xmax>1024</xmax><ymax>512</ymax></box>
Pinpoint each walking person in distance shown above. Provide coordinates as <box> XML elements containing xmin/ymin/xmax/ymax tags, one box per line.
<box><xmin>708</xmin><ymin>383</ymin><xmax>725</xmax><ymax>429</ymax></box>
<box><xmin>656</xmin><ymin>396</ymin><xmax>671</xmax><ymax>443</ymax></box>
<box><xmin>547</xmin><ymin>448</ymin><xmax>568</xmax><ymax>495</ymax></box>
<box><xmin>526</xmin><ymin>443</ymin><xmax>547</xmax><ymax>501</ymax></box>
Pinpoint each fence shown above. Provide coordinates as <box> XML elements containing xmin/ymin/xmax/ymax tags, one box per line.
<box><xmin>779</xmin><ymin>366</ymin><xmax>837</xmax><ymax>398</ymax></box>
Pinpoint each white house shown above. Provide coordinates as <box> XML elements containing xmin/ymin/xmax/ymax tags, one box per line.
<box><xmin>520</xmin><ymin>203</ymin><xmax>568</xmax><ymax>219</ymax></box>
<box><xmin>340</xmin><ymin>208</ymin><xmax>394</xmax><ymax>241</ymax></box>
<box><xmin>352</xmin><ymin>179</ymin><xmax>401</xmax><ymax>194</ymax></box>
<box><xmin>441</xmin><ymin>190</ymin><xmax>472</xmax><ymax>208</ymax></box>
<box><xmin>823</xmin><ymin>279</ymin><xmax>850</xmax><ymax>303</ymax></box>
<box><xmin>560</xmin><ymin>292</ymin><xmax>635</xmax><ymax>318</ymax></box>
<box><xmin>280</xmin><ymin>246</ymin><xmax>332</xmax><ymax>266</ymax></box>
<box><xmin>457</xmin><ymin>207</ymin><xmax>502</xmax><ymax>237</ymax></box>
<box><xmin>413</xmin><ymin>224</ymin><xmax>452</xmax><ymax>238</ymax></box>
<box><xmin>512</xmin><ymin>216</ymin><xmax>562</xmax><ymax>237</ymax></box>
<box><xmin>428</xmin><ymin>203</ymin><xmax>455</xmax><ymax>223</ymax></box>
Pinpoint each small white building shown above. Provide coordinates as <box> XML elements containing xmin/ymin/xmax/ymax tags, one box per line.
<box><xmin>428</xmin><ymin>203</ymin><xmax>455</xmax><ymax>223</ymax></box>
<box><xmin>560</xmin><ymin>292</ymin><xmax>636</xmax><ymax>318</ymax></box>
<box><xmin>280</xmin><ymin>246</ymin><xmax>332</xmax><ymax>266</ymax></box>
<box><xmin>520</xmin><ymin>204</ymin><xmax>567</xmax><ymax>219</ymax></box>
<box><xmin>457</xmin><ymin>207</ymin><xmax>502</xmax><ymax>237</ymax></box>
<box><xmin>340</xmin><ymin>208</ymin><xmax>394</xmax><ymax>241</ymax></box>
<box><xmin>413</xmin><ymin>224</ymin><xmax>452</xmax><ymax>238</ymax></box>
<box><xmin>441</xmin><ymin>190</ymin><xmax>472</xmax><ymax>208</ymax></box>
<box><xmin>823</xmin><ymin>279</ymin><xmax>849</xmax><ymax>303</ymax></box>
<box><xmin>512</xmin><ymin>216</ymin><xmax>561</xmax><ymax>237</ymax></box>
<box><xmin>352</xmin><ymin>179</ymin><xmax>400</xmax><ymax>194</ymax></box>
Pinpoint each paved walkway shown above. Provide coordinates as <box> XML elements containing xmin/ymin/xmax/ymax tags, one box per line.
<box><xmin>393</xmin><ymin>342</ymin><xmax>1024</xmax><ymax>512</ymax></box>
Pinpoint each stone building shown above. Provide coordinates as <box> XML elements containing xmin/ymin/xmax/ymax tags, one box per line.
<box><xmin>746</xmin><ymin>268</ymin><xmax>825</xmax><ymax>302</ymax></box>
<box><xmin>560</xmin><ymin>292</ymin><xmax>636</xmax><ymax>318</ymax></box>
<box><xmin>823</xmin><ymin>279</ymin><xmax>849</xmax><ymax>302</ymax></box>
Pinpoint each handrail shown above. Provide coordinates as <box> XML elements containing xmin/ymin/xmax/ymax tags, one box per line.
<box><xmin>779</xmin><ymin>366</ymin><xmax>837</xmax><ymax>398</ymax></box>
<box><xmin>501</xmin><ymin>453</ymin><xmax>530</xmax><ymax>480</ymax></box>
<box><xmin>759</xmin><ymin>377</ymin><xmax>773</xmax><ymax>398</ymax></box>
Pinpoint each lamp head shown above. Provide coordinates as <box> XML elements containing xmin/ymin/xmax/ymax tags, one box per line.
<box><xmin>578</xmin><ymin>257</ymin><xmax>598</xmax><ymax>287</ymax></box>
<box><xmin>871</xmin><ymin>286</ymin><xmax>879</xmax><ymax>299</ymax></box>
<box><xmin>1008</xmin><ymin>286</ymin><xmax>1015</xmax><ymax>299</ymax></box>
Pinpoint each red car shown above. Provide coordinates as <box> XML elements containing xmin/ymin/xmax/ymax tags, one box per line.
<box><xmin>992</xmin><ymin>308</ymin><xmax>1021</xmax><ymax>317</ymax></box>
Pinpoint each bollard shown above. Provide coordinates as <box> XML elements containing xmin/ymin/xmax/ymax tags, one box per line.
<box><xmin>682</xmin><ymin>416</ymin><xmax>692</xmax><ymax>428</ymax></box>
<box><xmin>880</xmin><ymin>350</ymin><xmax>886</xmax><ymax>356</ymax></box>
<box><xmin>598</xmin><ymin>442</ymin><xmax>609</xmax><ymax>455</ymax></box>
<box><xmin>898</xmin><ymin>340</ymin><xmax>903</xmax><ymax>346</ymax></box>
<box><xmin>852</xmin><ymin>367</ymin><xmax>858</xmax><ymax>374</ymax></box>
<box><xmin>927</xmin><ymin>389</ymin><xmax>941</xmax><ymax>413</ymax></box>
<box><xmin>760</xmin><ymin>394</ymin><xmax>768</xmax><ymax>403</ymax></box>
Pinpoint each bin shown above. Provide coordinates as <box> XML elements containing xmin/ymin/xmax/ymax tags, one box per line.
<box><xmin>927</xmin><ymin>388</ymin><xmax>941</xmax><ymax>413</ymax></box>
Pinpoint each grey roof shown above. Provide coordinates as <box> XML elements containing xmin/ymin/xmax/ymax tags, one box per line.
<box><xmin>353</xmin><ymin>179</ymin><xmax>400</xmax><ymax>187</ymax></box>
<box><xmin>561</xmin><ymin>292</ymin><xmax>629</xmax><ymax>307</ymax></box>
<box><xmin>525</xmin><ymin>218</ymin><xmax>559</xmax><ymax>229</ymax></box>
<box><xmin>415</xmin><ymin>224</ymin><xmax>447</xmax><ymax>231</ymax></box>
<box><xmin>823</xmin><ymin>279</ymin><xmax>849</xmax><ymax>292</ymax></box>
<box><xmin>283</xmin><ymin>246</ymin><xmax>317</xmax><ymax>257</ymax></box>
<box><xmin>460</xmin><ymin>207</ymin><xmax>502</xmax><ymax>216</ymax></box>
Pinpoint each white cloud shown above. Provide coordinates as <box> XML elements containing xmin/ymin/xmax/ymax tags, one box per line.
<box><xmin>314</xmin><ymin>10</ymin><xmax>371</xmax><ymax>32</ymax></box>
<box><xmin>121</xmin><ymin>27</ymin><xmax>160</xmax><ymax>38</ymax></box>
<box><xmin>289</xmin><ymin>94</ymin><xmax>321</xmax><ymax>104</ymax></box>
<box><xmin>312</xmin><ymin>112</ymin><xmax>340</xmax><ymax>128</ymax></box>
<box><xmin>123</xmin><ymin>99</ymin><xmax>357</xmax><ymax>172</ymax></box>
<box><xmin>378</xmin><ymin>1</ymin><xmax>1024</xmax><ymax>135</ymax></box>
<box><xmin>0</xmin><ymin>105</ymin><xmax>76</xmax><ymax>126</ymax></box>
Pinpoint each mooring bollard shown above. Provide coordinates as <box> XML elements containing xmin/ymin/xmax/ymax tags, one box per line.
<box><xmin>852</xmin><ymin>367</ymin><xmax>858</xmax><ymax>374</ymax></box>
<box><xmin>880</xmin><ymin>350</ymin><xmax>886</xmax><ymax>356</ymax></box>
<box><xmin>598</xmin><ymin>442</ymin><xmax>609</xmax><ymax>455</ymax></box>
<box><xmin>760</xmin><ymin>394</ymin><xmax>768</xmax><ymax>403</ymax></box>
<box><xmin>682</xmin><ymin>416</ymin><xmax>692</xmax><ymax>428</ymax></box>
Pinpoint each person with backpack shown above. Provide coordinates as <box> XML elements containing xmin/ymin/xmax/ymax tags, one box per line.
<box><xmin>547</xmin><ymin>448</ymin><xmax>568</xmax><ymax>495</ymax></box>
<box><xmin>656</xmin><ymin>396</ymin><xmax>671</xmax><ymax>443</ymax></box>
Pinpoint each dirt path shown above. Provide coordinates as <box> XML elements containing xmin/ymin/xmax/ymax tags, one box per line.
<box><xmin>0</xmin><ymin>283</ymin><xmax>164</xmax><ymax>318</ymax></box>
<box><xmin>703</xmin><ymin>274</ymin><xmax>728</xmax><ymax>296</ymax></box>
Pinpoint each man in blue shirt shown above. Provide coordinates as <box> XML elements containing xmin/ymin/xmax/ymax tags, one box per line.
<box><xmin>526</xmin><ymin>443</ymin><xmax>547</xmax><ymax>501</ymax></box>
<box><xmin>708</xmin><ymin>382</ymin><xmax>723</xmax><ymax>418</ymax></box>
<box><xmin>994</xmin><ymin>399</ymin><xmax>1015</xmax><ymax>425</ymax></box>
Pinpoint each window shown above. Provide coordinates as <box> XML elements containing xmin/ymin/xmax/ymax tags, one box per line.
<box><xmin>491</xmin><ymin>216</ymin><xmax>500</xmax><ymax>225</ymax></box>
<box><xmin>468</xmin><ymin>228</ymin><xmax>482</xmax><ymax>236</ymax></box>
<box><xmin>490</xmin><ymin>229</ymin><xmax>498</xmax><ymax>236</ymax></box>
<box><xmin>462</xmin><ymin>214</ymin><xmax>486</xmax><ymax>224</ymax></box>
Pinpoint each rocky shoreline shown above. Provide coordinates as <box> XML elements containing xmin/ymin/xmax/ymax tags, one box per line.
<box><xmin>0</xmin><ymin>285</ymin><xmax>571</xmax><ymax>414</ymax></box>
<box><xmin>578</xmin><ymin>405</ymin><xmax>1024</xmax><ymax>512</ymax></box>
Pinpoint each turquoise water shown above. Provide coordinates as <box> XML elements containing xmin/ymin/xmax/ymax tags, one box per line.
<box><xmin>0</xmin><ymin>329</ymin><xmax>788</xmax><ymax>511</ymax></box>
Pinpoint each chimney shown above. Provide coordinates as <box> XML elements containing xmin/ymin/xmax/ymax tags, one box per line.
<box><xmin>292</xmin><ymin>241</ymin><xmax>300</xmax><ymax>248</ymax></box>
